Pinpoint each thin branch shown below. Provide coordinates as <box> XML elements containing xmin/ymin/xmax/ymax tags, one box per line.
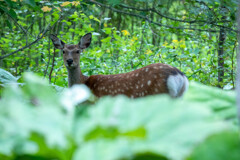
<box><xmin>44</xmin><ymin>34</ymin><xmax>52</xmax><ymax>78</ymax></box>
<box><xmin>0</xmin><ymin>23</ymin><xmax>51</xmax><ymax>59</ymax></box>
<box><xmin>89</xmin><ymin>0</ymin><xmax>237</xmax><ymax>33</ymax></box>
<box><xmin>0</xmin><ymin>13</ymin><xmax>65</xmax><ymax>60</ymax></box>
<box><xmin>49</xmin><ymin>48</ymin><xmax>56</xmax><ymax>83</ymax></box>
<box><xmin>43</xmin><ymin>12</ymin><xmax>67</xmax><ymax>80</ymax></box>
<box><xmin>89</xmin><ymin>0</ymin><xmax>221</xmax><ymax>32</ymax></box>
<box><xmin>4</xmin><ymin>11</ymin><xmax>28</xmax><ymax>35</ymax></box>
<box><xmin>119</xmin><ymin>4</ymin><xmax>221</xmax><ymax>24</ymax></box>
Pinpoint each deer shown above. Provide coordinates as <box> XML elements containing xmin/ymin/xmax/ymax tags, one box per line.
<box><xmin>50</xmin><ymin>33</ymin><xmax>188</xmax><ymax>98</ymax></box>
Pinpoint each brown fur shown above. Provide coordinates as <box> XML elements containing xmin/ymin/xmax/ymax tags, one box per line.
<box><xmin>85</xmin><ymin>63</ymin><xmax>182</xmax><ymax>98</ymax></box>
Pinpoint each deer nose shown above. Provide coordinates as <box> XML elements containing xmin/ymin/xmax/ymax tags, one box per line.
<box><xmin>66</xmin><ymin>59</ymin><xmax>73</xmax><ymax>65</ymax></box>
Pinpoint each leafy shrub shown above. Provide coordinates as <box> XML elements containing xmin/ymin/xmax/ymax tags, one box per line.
<box><xmin>0</xmin><ymin>72</ymin><xmax>239</xmax><ymax>160</ymax></box>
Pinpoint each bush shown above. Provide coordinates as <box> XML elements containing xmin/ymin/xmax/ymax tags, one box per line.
<box><xmin>0</xmin><ymin>71</ymin><xmax>239</xmax><ymax>160</ymax></box>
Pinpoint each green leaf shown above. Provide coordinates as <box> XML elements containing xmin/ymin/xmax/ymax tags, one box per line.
<box><xmin>5</xmin><ymin>19</ymin><xmax>12</xmax><ymax>30</ymax></box>
<box><xmin>0</xmin><ymin>72</ymin><xmax>238</xmax><ymax>159</ymax></box>
<box><xmin>101</xmin><ymin>37</ymin><xmax>111</xmax><ymax>43</ymax></box>
<box><xmin>0</xmin><ymin>6</ymin><xmax>9</xmax><ymax>15</ymax></box>
<box><xmin>103</xmin><ymin>27</ymin><xmax>112</xmax><ymax>34</ymax></box>
<box><xmin>24</xmin><ymin>0</ymin><xmax>37</xmax><ymax>9</ymax></box>
<box><xmin>0</xmin><ymin>68</ymin><xmax>17</xmax><ymax>84</ymax></box>
<box><xmin>184</xmin><ymin>82</ymin><xmax>237</xmax><ymax>120</ymax></box>
<box><xmin>8</xmin><ymin>9</ymin><xmax>17</xmax><ymax>19</ymax></box>
<box><xmin>107</xmin><ymin>0</ymin><xmax>121</xmax><ymax>5</ymax></box>
<box><xmin>89</xmin><ymin>15</ymin><xmax>94</xmax><ymax>19</ymax></box>
<box><xmin>187</xmin><ymin>131</ymin><xmax>240</xmax><ymax>160</ymax></box>
<box><xmin>4</xmin><ymin>0</ymin><xmax>14</xmax><ymax>8</ymax></box>
<box><xmin>22</xmin><ymin>73</ymin><xmax>60</xmax><ymax>107</ymax></box>
<box><xmin>73</xmin><ymin>92</ymin><xmax>229</xmax><ymax>160</ymax></box>
<box><xmin>0</xmin><ymin>73</ymin><xmax>73</xmax><ymax>158</ymax></box>
<box><xmin>66</xmin><ymin>21</ymin><xmax>72</xmax><ymax>26</ymax></box>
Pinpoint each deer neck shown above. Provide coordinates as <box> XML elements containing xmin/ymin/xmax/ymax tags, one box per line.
<box><xmin>67</xmin><ymin>65</ymin><xmax>89</xmax><ymax>87</ymax></box>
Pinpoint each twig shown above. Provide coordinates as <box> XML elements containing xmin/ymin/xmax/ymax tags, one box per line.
<box><xmin>43</xmin><ymin>13</ymin><xmax>65</xmax><ymax>80</ymax></box>
<box><xmin>0</xmin><ymin>23</ymin><xmax>51</xmax><ymax>59</ymax></box>
<box><xmin>119</xmin><ymin>4</ymin><xmax>230</xmax><ymax>24</ymax></box>
<box><xmin>49</xmin><ymin>48</ymin><xmax>56</xmax><ymax>83</ymax></box>
<box><xmin>4</xmin><ymin>11</ymin><xmax>28</xmax><ymax>35</ymax></box>
<box><xmin>43</xmin><ymin>35</ymin><xmax>52</xmax><ymax>78</ymax></box>
<box><xmin>88</xmin><ymin>0</ymin><xmax>236</xmax><ymax>33</ymax></box>
<box><xmin>0</xmin><ymin>12</ymin><xmax>65</xmax><ymax>60</ymax></box>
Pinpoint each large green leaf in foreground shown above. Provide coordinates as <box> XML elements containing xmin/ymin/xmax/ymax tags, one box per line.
<box><xmin>0</xmin><ymin>68</ymin><xmax>18</xmax><ymax>85</ymax></box>
<box><xmin>73</xmin><ymin>92</ymin><xmax>235</xmax><ymax>160</ymax></box>
<box><xmin>0</xmin><ymin>73</ymin><xmax>239</xmax><ymax>160</ymax></box>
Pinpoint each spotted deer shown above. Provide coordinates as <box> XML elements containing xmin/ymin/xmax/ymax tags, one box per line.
<box><xmin>50</xmin><ymin>33</ymin><xmax>188</xmax><ymax>98</ymax></box>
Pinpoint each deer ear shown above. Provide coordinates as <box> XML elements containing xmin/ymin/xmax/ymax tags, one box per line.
<box><xmin>79</xmin><ymin>33</ymin><xmax>92</xmax><ymax>49</ymax></box>
<box><xmin>50</xmin><ymin>34</ymin><xmax>65</xmax><ymax>49</ymax></box>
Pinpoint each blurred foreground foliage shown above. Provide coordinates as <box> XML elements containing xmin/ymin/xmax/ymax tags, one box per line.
<box><xmin>0</xmin><ymin>70</ymin><xmax>239</xmax><ymax>160</ymax></box>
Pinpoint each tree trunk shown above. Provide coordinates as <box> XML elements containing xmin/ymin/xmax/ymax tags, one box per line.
<box><xmin>236</xmin><ymin>2</ymin><xmax>240</xmax><ymax>125</ymax></box>
<box><xmin>217</xmin><ymin>26</ymin><xmax>226</xmax><ymax>88</ymax></box>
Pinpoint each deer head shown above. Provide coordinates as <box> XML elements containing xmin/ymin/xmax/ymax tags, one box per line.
<box><xmin>50</xmin><ymin>33</ymin><xmax>92</xmax><ymax>69</ymax></box>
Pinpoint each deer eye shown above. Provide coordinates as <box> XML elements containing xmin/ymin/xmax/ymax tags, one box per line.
<box><xmin>76</xmin><ymin>50</ymin><xmax>80</xmax><ymax>54</ymax></box>
<box><xmin>63</xmin><ymin>50</ymin><xmax>65</xmax><ymax>54</ymax></box>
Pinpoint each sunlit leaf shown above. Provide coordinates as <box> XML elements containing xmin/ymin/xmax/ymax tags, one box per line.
<box><xmin>41</xmin><ymin>6</ymin><xmax>52</xmax><ymax>12</ymax></box>
<box><xmin>61</xmin><ymin>1</ymin><xmax>71</xmax><ymax>7</ymax></box>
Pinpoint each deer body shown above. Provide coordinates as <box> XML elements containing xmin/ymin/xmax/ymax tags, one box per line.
<box><xmin>50</xmin><ymin>33</ymin><xmax>188</xmax><ymax>98</ymax></box>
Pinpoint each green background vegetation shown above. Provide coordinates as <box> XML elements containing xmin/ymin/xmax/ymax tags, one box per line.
<box><xmin>0</xmin><ymin>0</ymin><xmax>238</xmax><ymax>88</ymax></box>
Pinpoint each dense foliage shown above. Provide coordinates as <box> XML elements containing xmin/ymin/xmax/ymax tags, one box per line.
<box><xmin>0</xmin><ymin>0</ymin><xmax>238</xmax><ymax>88</ymax></box>
<box><xmin>0</xmin><ymin>70</ymin><xmax>239</xmax><ymax>160</ymax></box>
<box><xmin>0</xmin><ymin>1</ymin><xmax>239</xmax><ymax>160</ymax></box>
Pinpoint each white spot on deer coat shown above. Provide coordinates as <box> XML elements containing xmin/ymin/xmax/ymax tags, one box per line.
<box><xmin>147</xmin><ymin>80</ymin><xmax>151</xmax><ymax>86</ymax></box>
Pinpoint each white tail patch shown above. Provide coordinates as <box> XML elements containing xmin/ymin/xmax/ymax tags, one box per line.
<box><xmin>167</xmin><ymin>74</ymin><xmax>189</xmax><ymax>98</ymax></box>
